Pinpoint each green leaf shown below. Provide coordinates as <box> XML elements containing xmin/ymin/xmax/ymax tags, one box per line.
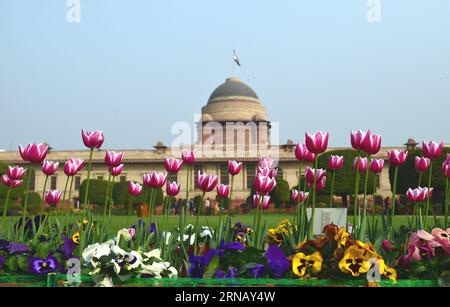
<box><xmin>6</xmin><ymin>256</ymin><xmax>19</xmax><ymax>272</ymax></box>
<box><xmin>17</xmin><ymin>255</ymin><xmax>29</xmax><ymax>272</ymax></box>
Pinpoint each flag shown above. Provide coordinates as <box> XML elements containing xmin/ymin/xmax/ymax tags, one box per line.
<box><xmin>233</xmin><ymin>50</ymin><xmax>241</xmax><ymax>67</ymax></box>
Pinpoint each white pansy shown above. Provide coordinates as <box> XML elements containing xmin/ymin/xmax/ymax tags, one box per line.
<box><xmin>200</xmin><ymin>226</ymin><xmax>214</xmax><ymax>239</ymax></box>
<box><xmin>143</xmin><ymin>249</ymin><xmax>161</xmax><ymax>260</ymax></box>
<box><xmin>82</xmin><ymin>243</ymin><xmax>100</xmax><ymax>263</ymax></box>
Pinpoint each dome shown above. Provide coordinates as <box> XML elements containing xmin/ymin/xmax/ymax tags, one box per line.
<box><xmin>208</xmin><ymin>77</ymin><xmax>259</xmax><ymax>102</ymax></box>
<box><xmin>201</xmin><ymin>77</ymin><xmax>268</xmax><ymax>122</ymax></box>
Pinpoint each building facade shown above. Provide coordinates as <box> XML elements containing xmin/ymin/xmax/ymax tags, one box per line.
<box><xmin>0</xmin><ymin>77</ymin><xmax>427</xmax><ymax>207</ymax></box>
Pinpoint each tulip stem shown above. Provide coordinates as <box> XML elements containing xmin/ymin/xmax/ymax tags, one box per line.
<box><xmin>329</xmin><ymin>170</ymin><xmax>336</xmax><ymax>209</ymax></box>
<box><xmin>40</xmin><ymin>175</ymin><xmax>49</xmax><ymax>224</ymax></box>
<box><xmin>67</xmin><ymin>176</ymin><xmax>74</xmax><ymax>213</ymax></box>
<box><xmin>308</xmin><ymin>156</ymin><xmax>319</xmax><ymax>239</ymax></box>
<box><xmin>444</xmin><ymin>178</ymin><xmax>448</xmax><ymax>227</ymax></box>
<box><xmin>20</xmin><ymin>165</ymin><xmax>33</xmax><ymax>241</ymax></box>
<box><xmin>1</xmin><ymin>185</ymin><xmax>12</xmax><ymax>233</ymax></box>
<box><xmin>108</xmin><ymin>176</ymin><xmax>115</xmax><ymax>226</ymax></box>
<box><xmin>353</xmin><ymin>155</ymin><xmax>361</xmax><ymax>233</ymax></box>
<box><xmin>193</xmin><ymin>191</ymin><xmax>205</xmax><ymax>255</ymax></box>
<box><xmin>360</xmin><ymin>156</ymin><xmax>371</xmax><ymax>241</ymax></box>
<box><xmin>424</xmin><ymin>161</ymin><xmax>433</xmax><ymax>230</ymax></box>
<box><xmin>296</xmin><ymin>162</ymin><xmax>302</xmax><ymax>239</ymax></box>
<box><xmin>389</xmin><ymin>166</ymin><xmax>399</xmax><ymax>240</ymax></box>
<box><xmin>82</xmin><ymin>148</ymin><xmax>94</xmax><ymax>208</ymax></box>
<box><xmin>62</xmin><ymin>176</ymin><xmax>70</xmax><ymax>212</ymax></box>
<box><xmin>103</xmin><ymin>173</ymin><xmax>112</xmax><ymax>226</ymax></box>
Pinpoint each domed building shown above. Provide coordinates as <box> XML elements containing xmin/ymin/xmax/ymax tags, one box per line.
<box><xmin>198</xmin><ymin>77</ymin><xmax>271</xmax><ymax>152</ymax></box>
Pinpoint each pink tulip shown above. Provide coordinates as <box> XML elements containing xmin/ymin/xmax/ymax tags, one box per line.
<box><xmin>305</xmin><ymin>167</ymin><xmax>326</xmax><ymax>184</ymax></box>
<box><xmin>258</xmin><ymin>166</ymin><xmax>278</xmax><ymax>178</ymax></box>
<box><xmin>18</xmin><ymin>143</ymin><xmax>49</xmax><ymax>163</ymax></box>
<box><xmin>350</xmin><ymin>130</ymin><xmax>365</xmax><ymax>151</ymax></box>
<box><xmin>415</xmin><ymin>156</ymin><xmax>431</xmax><ymax>173</ymax></box>
<box><xmin>181</xmin><ymin>150</ymin><xmax>196</xmax><ymax>165</ymax></box>
<box><xmin>258</xmin><ymin>157</ymin><xmax>275</xmax><ymax>169</ymax></box>
<box><xmin>387</xmin><ymin>150</ymin><xmax>408</xmax><ymax>167</ymax></box>
<box><xmin>370</xmin><ymin>158</ymin><xmax>385</xmax><ymax>174</ymax></box>
<box><xmin>443</xmin><ymin>164</ymin><xmax>450</xmax><ymax>179</ymax></box>
<box><xmin>295</xmin><ymin>143</ymin><xmax>316</xmax><ymax>163</ymax></box>
<box><xmin>143</xmin><ymin>172</ymin><xmax>167</xmax><ymax>189</ymax></box>
<box><xmin>305</xmin><ymin>131</ymin><xmax>329</xmax><ymax>155</ymax></box>
<box><xmin>104</xmin><ymin>151</ymin><xmax>124</xmax><ymax>167</ymax></box>
<box><xmin>291</xmin><ymin>189</ymin><xmax>309</xmax><ymax>204</ymax></box>
<box><xmin>164</xmin><ymin>157</ymin><xmax>183</xmax><ymax>173</ymax></box>
<box><xmin>228</xmin><ymin>160</ymin><xmax>243</xmax><ymax>176</ymax></box>
<box><xmin>308</xmin><ymin>176</ymin><xmax>326</xmax><ymax>191</ymax></box>
<box><xmin>128</xmin><ymin>181</ymin><xmax>143</xmax><ymax>196</ymax></box>
<box><xmin>353</xmin><ymin>157</ymin><xmax>368</xmax><ymax>173</ymax></box>
<box><xmin>329</xmin><ymin>155</ymin><xmax>344</xmax><ymax>171</ymax></box>
<box><xmin>406</xmin><ymin>187</ymin><xmax>433</xmax><ymax>203</ymax></box>
<box><xmin>81</xmin><ymin>129</ymin><xmax>104</xmax><ymax>149</ymax></box>
<box><xmin>197</xmin><ymin>172</ymin><xmax>219</xmax><ymax>193</ymax></box>
<box><xmin>359</xmin><ymin>131</ymin><xmax>382</xmax><ymax>155</ymax></box>
<box><xmin>42</xmin><ymin>160</ymin><xmax>59</xmax><ymax>176</ymax></box>
<box><xmin>254</xmin><ymin>174</ymin><xmax>277</xmax><ymax>194</ymax></box>
<box><xmin>44</xmin><ymin>190</ymin><xmax>62</xmax><ymax>206</ymax></box>
<box><xmin>109</xmin><ymin>164</ymin><xmax>124</xmax><ymax>177</ymax></box>
<box><xmin>253</xmin><ymin>193</ymin><xmax>270</xmax><ymax>209</ymax></box>
<box><xmin>422</xmin><ymin>141</ymin><xmax>443</xmax><ymax>160</ymax></box>
<box><xmin>64</xmin><ymin>158</ymin><xmax>84</xmax><ymax>176</ymax></box>
<box><xmin>216</xmin><ymin>184</ymin><xmax>230</xmax><ymax>198</ymax></box>
<box><xmin>1</xmin><ymin>175</ymin><xmax>23</xmax><ymax>189</ymax></box>
<box><xmin>166</xmin><ymin>181</ymin><xmax>181</xmax><ymax>197</ymax></box>
<box><xmin>444</xmin><ymin>154</ymin><xmax>450</xmax><ymax>166</ymax></box>
<box><xmin>6</xmin><ymin>166</ymin><xmax>27</xmax><ymax>180</ymax></box>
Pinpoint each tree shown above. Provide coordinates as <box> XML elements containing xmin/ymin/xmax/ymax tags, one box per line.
<box><xmin>269</xmin><ymin>178</ymin><xmax>291</xmax><ymax>208</ymax></box>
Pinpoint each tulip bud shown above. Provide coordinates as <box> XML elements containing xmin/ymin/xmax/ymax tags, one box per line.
<box><xmin>81</xmin><ymin>130</ymin><xmax>104</xmax><ymax>149</ymax></box>
<box><xmin>381</xmin><ymin>240</ymin><xmax>394</xmax><ymax>252</ymax></box>
<box><xmin>305</xmin><ymin>131</ymin><xmax>329</xmax><ymax>154</ymax></box>
<box><xmin>128</xmin><ymin>181</ymin><xmax>143</xmax><ymax>196</ymax></box>
<box><xmin>329</xmin><ymin>155</ymin><xmax>344</xmax><ymax>171</ymax></box>
<box><xmin>42</xmin><ymin>161</ymin><xmax>59</xmax><ymax>176</ymax></box>
<box><xmin>166</xmin><ymin>181</ymin><xmax>181</xmax><ymax>197</ymax></box>
<box><xmin>18</xmin><ymin>143</ymin><xmax>49</xmax><ymax>164</ymax></box>
<box><xmin>104</xmin><ymin>151</ymin><xmax>124</xmax><ymax>167</ymax></box>
<box><xmin>295</xmin><ymin>143</ymin><xmax>315</xmax><ymax>163</ymax></box>
<box><xmin>165</xmin><ymin>157</ymin><xmax>183</xmax><ymax>173</ymax></box>
<box><xmin>353</xmin><ymin>157</ymin><xmax>368</xmax><ymax>173</ymax></box>
<box><xmin>44</xmin><ymin>190</ymin><xmax>62</xmax><ymax>206</ymax></box>
<box><xmin>370</xmin><ymin>158</ymin><xmax>384</xmax><ymax>174</ymax></box>
<box><xmin>216</xmin><ymin>184</ymin><xmax>230</xmax><ymax>198</ymax></box>
<box><xmin>415</xmin><ymin>156</ymin><xmax>431</xmax><ymax>173</ymax></box>
<box><xmin>109</xmin><ymin>164</ymin><xmax>124</xmax><ymax>177</ymax></box>
<box><xmin>228</xmin><ymin>160</ymin><xmax>242</xmax><ymax>176</ymax></box>
<box><xmin>422</xmin><ymin>141</ymin><xmax>443</xmax><ymax>160</ymax></box>
<box><xmin>6</xmin><ymin>166</ymin><xmax>27</xmax><ymax>180</ymax></box>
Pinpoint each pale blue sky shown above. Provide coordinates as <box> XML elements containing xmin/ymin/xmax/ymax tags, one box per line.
<box><xmin>0</xmin><ymin>1</ymin><xmax>449</xmax><ymax>150</ymax></box>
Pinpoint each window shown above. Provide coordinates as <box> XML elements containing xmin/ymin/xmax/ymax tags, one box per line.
<box><xmin>120</xmin><ymin>175</ymin><xmax>127</xmax><ymax>182</ymax></box>
<box><xmin>74</xmin><ymin>176</ymin><xmax>81</xmax><ymax>191</ymax></box>
<box><xmin>220</xmin><ymin>163</ymin><xmax>229</xmax><ymax>185</ymax></box>
<box><xmin>50</xmin><ymin>176</ymin><xmax>57</xmax><ymax>190</ymax></box>
<box><xmin>97</xmin><ymin>175</ymin><xmax>104</xmax><ymax>181</ymax></box>
<box><xmin>194</xmin><ymin>164</ymin><xmax>203</xmax><ymax>190</ymax></box>
<box><xmin>246</xmin><ymin>164</ymin><xmax>256</xmax><ymax>190</ymax></box>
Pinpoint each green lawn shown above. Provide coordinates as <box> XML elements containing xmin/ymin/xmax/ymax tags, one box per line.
<box><xmin>0</xmin><ymin>214</ymin><xmax>439</xmax><ymax>235</ymax></box>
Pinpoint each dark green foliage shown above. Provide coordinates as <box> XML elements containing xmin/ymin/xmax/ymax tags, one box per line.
<box><xmin>269</xmin><ymin>178</ymin><xmax>291</xmax><ymax>208</ymax></box>
<box><xmin>316</xmin><ymin>150</ymin><xmax>375</xmax><ymax>195</ymax></box>
<box><xmin>390</xmin><ymin>148</ymin><xmax>450</xmax><ymax>202</ymax></box>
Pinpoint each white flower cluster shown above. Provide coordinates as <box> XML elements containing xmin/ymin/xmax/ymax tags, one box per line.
<box><xmin>82</xmin><ymin>229</ymin><xmax>177</xmax><ymax>286</ymax></box>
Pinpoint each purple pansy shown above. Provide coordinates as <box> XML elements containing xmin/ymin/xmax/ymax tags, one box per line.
<box><xmin>62</xmin><ymin>236</ymin><xmax>76</xmax><ymax>258</ymax></box>
<box><xmin>8</xmin><ymin>243</ymin><xmax>29</xmax><ymax>254</ymax></box>
<box><xmin>215</xmin><ymin>267</ymin><xmax>238</xmax><ymax>279</ymax></box>
<box><xmin>249</xmin><ymin>264</ymin><xmax>266</xmax><ymax>278</ymax></box>
<box><xmin>188</xmin><ymin>249</ymin><xmax>217</xmax><ymax>278</ymax></box>
<box><xmin>265</xmin><ymin>244</ymin><xmax>290</xmax><ymax>278</ymax></box>
<box><xmin>29</xmin><ymin>256</ymin><xmax>59</xmax><ymax>274</ymax></box>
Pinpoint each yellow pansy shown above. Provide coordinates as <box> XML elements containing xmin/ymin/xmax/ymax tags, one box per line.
<box><xmin>292</xmin><ymin>251</ymin><xmax>323</xmax><ymax>278</ymax></box>
<box><xmin>376</xmin><ymin>257</ymin><xmax>397</xmax><ymax>283</ymax></box>
<box><xmin>335</xmin><ymin>227</ymin><xmax>351</xmax><ymax>249</ymax></box>
<box><xmin>338</xmin><ymin>245</ymin><xmax>371</xmax><ymax>277</ymax></box>
<box><xmin>355</xmin><ymin>240</ymin><xmax>378</xmax><ymax>259</ymax></box>
<box><xmin>72</xmin><ymin>230</ymin><xmax>80</xmax><ymax>245</ymax></box>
